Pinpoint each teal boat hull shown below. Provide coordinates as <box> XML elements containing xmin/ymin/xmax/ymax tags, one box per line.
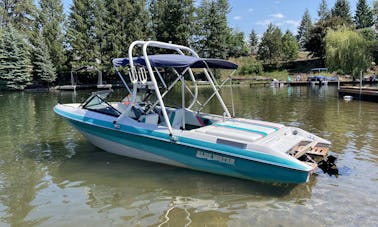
<box><xmin>55</xmin><ymin>107</ymin><xmax>311</xmax><ymax>184</ymax></box>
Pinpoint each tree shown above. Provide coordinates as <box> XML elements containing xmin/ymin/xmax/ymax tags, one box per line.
<box><xmin>249</xmin><ymin>29</ymin><xmax>258</xmax><ymax>47</ymax></box>
<box><xmin>257</xmin><ymin>23</ymin><xmax>283</xmax><ymax>63</ymax></box>
<box><xmin>0</xmin><ymin>0</ymin><xmax>37</xmax><ymax>34</ymax></box>
<box><xmin>282</xmin><ymin>30</ymin><xmax>299</xmax><ymax>61</ymax></box>
<box><xmin>355</xmin><ymin>0</ymin><xmax>374</xmax><ymax>29</ymax></box>
<box><xmin>318</xmin><ymin>0</ymin><xmax>330</xmax><ymax>21</ymax></box>
<box><xmin>227</xmin><ymin>30</ymin><xmax>249</xmax><ymax>58</ymax></box>
<box><xmin>305</xmin><ymin>16</ymin><xmax>350</xmax><ymax>58</ymax></box>
<box><xmin>0</xmin><ymin>26</ymin><xmax>32</xmax><ymax>90</ymax></box>
<box><xmin>248</xmin><ymin>29</ymin><xmax>258</xmax><ymax>54</ymax></box>
<box><xmin>194</xmin><ymin>0</ymin><xmax>231</xmax><ymax>59</ymax></box>
<box><xmin>331</xmin><ymin>0</ymin><xmax>353</xmax><ymax>24</ymax></box>
<box><xmin>67</xmin><ymin>0</ymin><xmax>102</xmax><ymax>69</ymax></box>
<box><xmin>373</xmin><ymin>0</ymin><xmax>378</xmax><ymax>27</ymax></box>
<box><xmin>325</xmin><ymin>27</ymin><xmax>371</xmax><ymax>78</ymax></box>
<box><xmin>38</xmin><ymin>0</ymin><xmax>66</xmax><ymax>73</ymax></box>
<box><xmin>103</xmin><ymin>0</ymin><xmax>148</xmax><ymax>60</ymax></box>
<box><xmin>149</xmin><ymin>0</ymin><xmax>194</xmax><ymax>46</ymax></box>
<box><xmin>296</xmin><ymin>9</ymin><xmax>312</xmax><ymax>49</ymax></box>
<box><xmin>31</xmin><ymin>31</ymin><xmax>56</xmax><ymax>86</ymax></box>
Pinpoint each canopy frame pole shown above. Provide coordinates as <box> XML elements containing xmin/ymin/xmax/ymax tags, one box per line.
<box><xmin>230</xmin><ymin>75</ymin><xmax>235</xmax><ymax>117</ymax></box>
<box><xmin>187</xmin><ymin>69</ymin><xmax>198</xmax><ymax>109</ymax></box>
<box><xmin>154</xmin><ymin>67</ymin><xmax>167</xmax><ymax>89</ymax></box>
<box><xmin>116</xmin><ymin>40</ymin><xmax>148</xmax><ymax>122</ymax></box>
<box><xmin>146</xmin><ymin>68</ymin><xmax>189</xmax><ymax>114</ymax></box>
<box><xmin>114</xmin><ymin>66</ymin><xmax>131</xmax><ymax>94</ymax></box>
<box><xmin>143</xmin><ymin>42</ymin><xmax>174</xmax><ymax>136</ymax></box>
<box><xmin>181</xmin><ymin>75</ymin><xmax>186</xmax><ymax>130</ymax></box>
<box><xmin>201</xmin><ymin>61</ymin><xmax>231</xmax><ymax>118</ymax></box>
<box><xmin>185</xmin><ymin>83</ymin><xmax>202</xmax><ymax>108</ymax></box>
<box><xmin>198</xmin><ymin>76</ymin><xmax>230</xmax><ymax>113</ymax></box>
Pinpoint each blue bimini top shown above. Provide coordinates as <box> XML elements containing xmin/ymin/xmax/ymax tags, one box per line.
<box><xmin>112</xmin><ymin>54</ymin><xmax>238</xmax><ymax>70</ymax></box>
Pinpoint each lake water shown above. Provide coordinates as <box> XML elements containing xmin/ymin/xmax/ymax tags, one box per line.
<box><xmin>0</xmin><ymin>85</ymin><xmax>377</xmax><ymax>226</ymax></box>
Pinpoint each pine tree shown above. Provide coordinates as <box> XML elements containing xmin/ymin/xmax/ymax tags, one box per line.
<box><xmin>355</xmin><ymin>0</ymin><xmax>374</xmax><ymax>29</ymax></box>
<box><xmin>103</xmin><ymin>0</ymin><xmax>148</xmax><ymax>59</ymax></box>
<box><xmin>0</xmin><ymin>26</ymin><xmax>32</xmax><ymax>90</ymax></box>
<box><xmin>67</xmin><ymin>0</ymin><xmax>100</xmax><ymax>69</ymax></box>
<box><xmin>195</xmin><ymin>0</ymin><xmax>231</xmax><ymax>59</ymax></box>
<box><xmin>249</xmin><ymin>29</ymin><xmax>258</xmax><ymax>47</ymax></box>
<box><xmin>373</xmin><ymin>1</ymin><xmax>378</xmax><ymax>25</ymax></box>
<box><xmin>249</xmin><ymin>29</ymin><xmax>258</xmax><ymax>55</ymax></box>
<box><xmin>331</xmin><ymin>0</ymin><xmax>353</xmax><ymax>24</ymax></box>
<box><xmin>282</xmin><ymin>30</ymin><xmax>299</xmax><ymax>61</ymax></box>
<box><xmin>32</xmin><ymin>31</ymin><xmax>56</xmax><ymax>86</ymax></box>
<box><xmin>227</xmin><ymin>30</ymin><xmax>249</xmax><ymax>58</ymax></box>
<box><xmin>0</xmin><ymin>0</ymin><xmax>37</xmax><ymax>37</ymax></box>
<box><xmin>257</xmin><ymin>23</ymin><xmax>283</xmax><ymax>63</ymax></box>
<box><xmin>38</xmin><ymin>0</ymin><xmax>65</xmax><ymax>72</ymax></box>
<box><xmin>318</xmin><ymin>0</ymin><xmax>330</xmax><ymax>21</ymax></box>
<box><xmin>149</xmin><ymin>0</ymin><xmax>194</xmax><ymax>46</ymax></box>
<box><xmin>296</xmin><ymin>9</ymin><xmax>313</xmax><ymax>49</ymax></box>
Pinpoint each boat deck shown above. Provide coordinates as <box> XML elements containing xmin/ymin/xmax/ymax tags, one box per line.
<box><xmin>194</xmin><ymin>118</ymin><xmax>285</xmax><ymax>144</ymax></box>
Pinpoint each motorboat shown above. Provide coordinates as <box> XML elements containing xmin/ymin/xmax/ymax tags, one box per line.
<box><xmin>54</xmin><ymin>41</ymin><xmax>332</xmax><ymax>184</ymax></box>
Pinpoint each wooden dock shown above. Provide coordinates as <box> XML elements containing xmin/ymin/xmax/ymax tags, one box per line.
<box><xmin>53</xmin><ymin>84</ymin><xmax>118</xmax><ymax>91</ymax></box>
<box><xmin>338</xmin><ymin>86</ymin><xmax>378</xmax><ymax>102</ymax></box>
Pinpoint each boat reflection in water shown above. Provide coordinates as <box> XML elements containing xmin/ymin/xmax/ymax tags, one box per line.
<box><xmin>48</xmin><ymin>146</ymin><xmax>317</xmax><ymax>226</ymax></box>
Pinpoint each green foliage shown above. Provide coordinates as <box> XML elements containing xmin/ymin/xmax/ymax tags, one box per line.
<box><xmin>306</xmin><ymin>16</ymin><xmax>351</xmax><ymax>58</ymax></box>
<box><xmin>67</xmin><ymin>0</ymin><xmax>100</xmax><ymax>69</ymax></box>
<box><xmin>149</xmin><ymin>0</ymin><xmax>194</xmax><ymax>46</ymax></box>
<box><xmin>102</xmin><ymin>0</ymin><xmax>148</xmax><ymax>72</ymax></box>
<box><xmin>0</xmin><ymin>26</ymin><xmax>32</xmax><ymax>90</ymax></box>
<box><xmin>237</xmin><ymin>58</ymin><xmax>263</xmax><ymax>76</ymax></box>
<box><xmin>297</xmin><ymin>9</ymin><xmax>313</xmax><ymax>49</ymax></box>
<box><xmin>227</xmin><ymin>30</ymin><xmax>249</xmax><ymax>58</ymax></box>
<box><xmin>257</xmin><ymin>23</ymin><xmax>282</xmax><ymax>63</ymax></box>
<box><xmin>359</xmin><ymin>27</ymin><xmax>377</xmax><ymax>40</ymax></box>
<box><xmin>194</xmin><ymin>0</ymin><xmax>231</xmax><ymax>59</ymax></box>
<box><xmin>318</xmin><ymin>0</ymin><xmax>330</xmax><ymax>21</ymax></box>
<box><xmin>38</xmin><ymin>0</ymin><xmax>66</xmax><ymax>72</ymax></box>
<box><xmin>0</xmin><ymin>0</ymin><xmax>37</xmax><ymax>36</ymax></box>
<box><xmin>373</xmin><ymin>0</ymin><xmax>378</xmax><ymax>27</ymax></box>
<box><xmin>355</xmin><ymin>0</ymin><xmax>374</xmax><ymax>29</ymax></box>
<box><xmin>249</xmin><ymin>29</ymin><xmax>258</xmax><ymax>47</ymax></box>
<box><xmin>32</xmin><ymin>32</ymin><xmax>56</xmax><ymax>85</ymax></box>
<box><xmin>331</xmin><ymin>0</ymin><xmax>353</xmax><ymax>24</ymax></box>
<box><xmin>282</xmin><ymin>30</ymin><xmax>299</xmax><ymax>61</ymax></box>
<box><xmin>325</xmin><ymin>27</ymin><xmax>371</xmax><ymax>78</ymax></box>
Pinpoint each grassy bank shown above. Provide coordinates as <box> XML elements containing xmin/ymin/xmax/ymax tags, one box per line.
<box><xmin>227</xmin><ymin>54</ymin><xmax>327</xmax><ymax>81</ymax></box>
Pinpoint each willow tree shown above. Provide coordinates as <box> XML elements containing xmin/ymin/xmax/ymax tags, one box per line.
<box><xmin>325</xmin><ymin>27</ymin><xmax>371</xmax><ymax>78</ymax></box>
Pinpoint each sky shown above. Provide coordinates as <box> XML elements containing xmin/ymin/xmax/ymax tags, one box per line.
<box><xmin>62</xmin><ymin>0</ymin><xmax>376</xmax><ymax>38</ymax></box>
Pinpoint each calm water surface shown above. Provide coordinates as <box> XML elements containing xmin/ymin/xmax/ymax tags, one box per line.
<box><xmin>0</xmin><ymin>85</ymin><xmax>377</xmax><ymax>226</ymax></box>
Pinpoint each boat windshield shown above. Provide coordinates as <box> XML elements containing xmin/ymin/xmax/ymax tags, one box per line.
<box><xmin>82</xmin><ymin>90</ymin><xmax>121</xmax><ymax>117</ymax></box>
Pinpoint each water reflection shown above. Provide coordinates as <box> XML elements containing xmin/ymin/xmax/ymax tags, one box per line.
<box><xmin>43</xmin><ymin>142</ymin><xmax>315</xmax><ymax>226</ymax></box>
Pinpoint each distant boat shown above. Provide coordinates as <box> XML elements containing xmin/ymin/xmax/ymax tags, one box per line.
<box><xmin>308</xmin><ymin>68</ymin><xmax>336</xmax><ymax>85</ymax></box>
<box><xmin>343</xmin><ymin>95</ymin><xmax>353</xmax><ymax>101</ymax></box>
<box><xmin>54</xmin><ymin>41</ymin><xmax>333</xmax><ymax>184</ymax></box>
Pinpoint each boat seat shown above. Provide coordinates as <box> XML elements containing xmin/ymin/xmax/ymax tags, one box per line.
<box><xmin>138</xmin><ymin>113</ymin><xmax>159</xmax><ymax>125</ymax></box>
<box><xmin>169</xmin><ymin>108</ymin><xmax>184</xmax><ymax>129</ymax></box>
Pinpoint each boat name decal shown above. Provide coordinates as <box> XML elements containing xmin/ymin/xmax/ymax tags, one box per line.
<box><xmin>196</xmin><ymin>151</ymin><xmax>235</xmax><ymax>166</ymax></box>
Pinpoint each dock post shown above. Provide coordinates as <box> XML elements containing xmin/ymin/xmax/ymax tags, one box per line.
<box><xmin>337</xmin><ymin>74</ymin><xmax>340</xmax><ymax>90</ymax></box>
<box><xmin>360</xmin><ymin>71</ymin><xmax>362</xmax><ymax>99</ymax></box>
